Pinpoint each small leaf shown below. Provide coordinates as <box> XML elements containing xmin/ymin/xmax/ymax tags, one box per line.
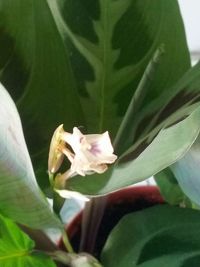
<box><xmin>0</xmin><ymin>83</ymin><xmax>61</xmax><ymax>229</ymax></box>
<box><xmin>171</xmin><ymin>135</ymin><xmax>200</xmax><ymax>206</ymax></box>
<box><xmin>101</xmin><ymin>205</ymin><xmax>200</xmax><ymax>267</ymax></box>
<box><xmin>155</xmin><ymin>168</ymin><xmax>190</xmax><ymax>206</ymax></box>
<box><xmin>0</xmin><ymin>214</ymin><xmax>56</xmax><ymax>267</ymax></box>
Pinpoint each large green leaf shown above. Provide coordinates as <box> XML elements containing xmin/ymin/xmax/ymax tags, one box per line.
<box><xmin>0</xmin><ymin>1</ymin><xmax>190</xmax><ymax>179</ymax></box>
<box><xmin>48</xmin><ymin>0</ymin><xmax>190</xmax><ymax>135</ymax></box>
<box><xmin>0</xmin><ymin>214</ymin><xmax>56</xmax><ymax>267</ymax></box>
<box><xmin>1</xmin><ymin>0</ymin><xmax>198</xmax><ymax>199</ymax></box>
<box><xmin>0</xmin><ymin>83</ymin><xmax>61</xmax><ymax>229</ymax></box>
<box><xmin>64</xmin><ymin>61</ymin><xmax>200</xmax><ymax>195</ymax></box>
<box><xmin>66</xmin><ymin>105</ymin><xmax>200</xmax><ymax>195</ymax></box>
<box><xmin>101</xmin><ymin>205</ymin><xmax>200</xmax><ymax>267</ymax></box>
<box><xmin>0</xmin><ymin>0</ymin><xmax>85</xmax><ymax>189</ymax></box>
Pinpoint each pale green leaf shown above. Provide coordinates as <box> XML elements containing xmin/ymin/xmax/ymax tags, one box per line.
<box><xmin>0</xmin><ymin>83</ymin><xmax>61</xmax><ymax>229</ymax></box>
<box><xmin>68</xmin><ymin>105</ymin><xmax>200</xmax><ymax>195</ymax></box>
<box><xmin>171</xmin><ymin>135</ymin><xmax>200</xmax><ymax>206</ymax></box>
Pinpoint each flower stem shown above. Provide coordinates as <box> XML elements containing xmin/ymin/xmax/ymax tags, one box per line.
<box><xmin>49</xmin><ymin>172</ymin><xmax>54</xmax><ymax>187</ymax></box>
<box><xmin>48</xmin><ymin>172</ymin><xmax>74</xmax><ymax>253</ymax></box>
<box><xmin>62</xmin><ymin>230</ymin><xmax>74</xmax><ymax>253</ymax></box>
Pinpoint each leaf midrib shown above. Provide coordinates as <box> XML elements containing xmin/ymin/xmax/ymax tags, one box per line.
<box><xmin>0</xmin><ymin>249</ymin><xmax>29</xmax><ymax>261</ymax></box>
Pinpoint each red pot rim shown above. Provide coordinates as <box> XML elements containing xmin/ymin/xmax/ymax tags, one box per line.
<box><xmin>65</xmin><ymin>185</ymin><xmax>163</xmax><ymax>241</ymax></box>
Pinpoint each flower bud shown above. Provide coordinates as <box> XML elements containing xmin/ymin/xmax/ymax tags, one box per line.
<box><xmin>48</xmin><ymin>124</ymin><xmax>65</xmax><ymax>173</ymax></box>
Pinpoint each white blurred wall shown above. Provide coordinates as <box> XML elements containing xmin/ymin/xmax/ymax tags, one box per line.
<box><xmin>178</xmin><ymin>0</ymin><xmax>200</xmax><ymax>64</ymax></box>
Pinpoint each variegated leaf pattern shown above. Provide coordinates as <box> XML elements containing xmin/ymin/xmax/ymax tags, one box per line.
<box><xmin>47</xmin><ymin>0</ymin><xmax>135</xmax><ymax>134</ymax></box>
<box><xmin>68</xmin><ymin>106</ymin><xmax>200</xmax><ymax>195</ymax></box>
<box><xmin>47</xmin><ymin>0</ymin><xmax>190</xmax><ymax>136</ymax></box>
<box><xmin>1</xmin><ymin>0</ymin><xmax>199</xmax><ymax>195</ymax></box>
<box><xmin>0</xmin><ymin>1</ymin><xmax>190</xmax><ymax>156</ymax></box>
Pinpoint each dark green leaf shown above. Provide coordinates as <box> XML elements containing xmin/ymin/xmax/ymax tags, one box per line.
<box><xmin>0</xmin><ymin>213</ymin><xmax>56</xmax><ymax>267</ymax></box>
<box><xmin>0</xmin><ymin>0</ymin><xmax>85</xmax><ymax>189</ymax></box>
<box><xmin>132</xmin><ymin>61</ymin><xmax>200</xmax><ymax>142</ymax></box>
<box><xmin>0</xmin><ymin>1</ymin><xmax>190</xmax><ymax>177</ymax></box>
<box><xmin>114</xmin><ymin>46</ymin><xmax>165</xmax><ymax>155</ymax></box>
<box><xmin>101</xmin><ymin>205</ymin><xmax>200</xmax><ymax>267</ymax></box>
<box><xmin>155</xmin><ymin>168</ymin><xmax>191</xmax><ymax>206</ymax></box>
<box><xmin>49</xmin><ymin>0</ymin><xmax>190</xmax><ymax>135</ymax></box>
<box><xmin>118</xmin><ymin>62</ymin><xmax>200</xmax><ymax>160</ymax></box>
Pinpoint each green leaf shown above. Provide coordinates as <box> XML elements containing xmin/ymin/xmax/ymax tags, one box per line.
<box><xmin>171</xmin><ymin>135</ymin><xmax>200</xmax><ymax>206</ymax></box>
<box><xmin>0</xmin><ymin>83</ymin><xmax>61</xmax><ymax>229</ymax></box>
<box><xmin>0</xmin><ymin>0</ymin><xmax>85</xmax><ymax>189</ymax></box>
<box><xmin>68</xmin><ymin>105</ymin><xmax>200</xmax><ymax>195</ymax></box>
<box><xmin>47</xmin><ymin>0</ymin><xmax>190</xmax><ymax>135</ymax></box>
<box><xmin>115</xmin><ymin>61</ymin><xmax>200</xmax><ymax>159</ymax></box>
<box><xmin>114</xmin><ymin>46</ymin><xmax>165</xmax><ymax>155</ymax></box>
<box><xmin>0</xmin><ymin>213</ymin><xmax>56</xmax><ymax>267</ymax></box>
<box><xmin>0</xmin><ymin>1</ymin><xmax>189</xmax><ymax>173</ymax></box>
<box><xmin>101</xmin><ymin>205</ymin><xmax>200</xmax><ymax>267</ymax></box>
<box><xmin>131</xmin><ymin>61</ymin><xmax>200</xmax><ymax>145</ymax></box>
<box><xmin>154</xmin><ymin>168</ymin><xmax>190</xmax><ymax>206</ymax></box>
<box><xmin>0</xmin><ymin>0</ymin><xmax>194</xmax><ymax>195</ymax></box>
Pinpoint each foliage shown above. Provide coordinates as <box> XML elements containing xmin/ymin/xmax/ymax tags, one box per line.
<box><xmin>0</xmin><ymin>0</ymin><xmax>191</xmax><ymax>190</ymax></box>
<box><xmin>0</xmin><ymin>214</ymin><xmax>56</xmax><ymax>267</ymax></box>
<box><xmin>0</xmin><ymin>0</ymin><xmax>200</xmax><ymax>267</ymax></box>
<box><xmin>102</xmin><ymin>205</ymin><xmax>200</xmax><ymax>267</ymax></box>
<box><xmin>0</xmin><ymin>83</ymin><xmax>61</xmax><ymax>230</ymax></box>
